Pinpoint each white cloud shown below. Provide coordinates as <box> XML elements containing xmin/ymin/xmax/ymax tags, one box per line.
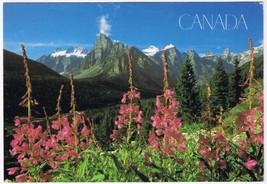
<box><xmin>23</xmin><ymin>42</ymin><xmax>55</xmax><ymax>47</ymax></box>
<box><xmin>99</xmin><ymin>15</ymin><xmax>111</xmax><ymax>36</ymax></box>
<box><xmin>5</xmin><ymin>41</ymin><xmax>91</xmax><ymax>48</ymax></box>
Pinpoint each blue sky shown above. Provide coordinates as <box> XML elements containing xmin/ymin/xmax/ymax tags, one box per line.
<box><xmin>4</xmin><ymin>2</ymin><xmax>263</xmax><ymax>60</ymax></box>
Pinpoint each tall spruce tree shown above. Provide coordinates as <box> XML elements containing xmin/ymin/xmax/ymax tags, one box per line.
<box><xmin>175</xmin><ymin>57</ymin><xmax>201</xmax><ymax>123</ymax></box>
<box><xmin>211</xmin><ymin>59</ymin><xmax>229</xmax><ymax>115</ymax></box>
<box><xmin>228</xmin><ymin>58</ymin><xmax>242</xmax><ymax>108</ymax></box>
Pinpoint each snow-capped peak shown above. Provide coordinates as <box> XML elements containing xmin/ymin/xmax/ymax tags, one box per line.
<box><xmin>163</xmin><ymin>44</ymin><xmax>175</xmax><ymax>50</ymax></box>
<box><xmin>142</xmin><ymin>45</ymin><xmax>159</xmax><ymax>56</ymax></box>
<box><xmin>222</xmin><ymin>48</ymin><xmax>231</xmax><ymax>56</ymax></box>
<box><xmin>51</xmin><ymin>47</ymin><xmax>89</xmax><ymax>58</ymax></box>
<box><xmin>113</xmin><ymin>39</ymin><xmax>120</xmax><ymax>43</ymax></box>
<box><xmin>201</xmin><ymin>51</ymin><xmax>215</xmax><ymax>57</ymax></box>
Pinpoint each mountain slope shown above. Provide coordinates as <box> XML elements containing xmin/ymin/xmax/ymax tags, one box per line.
<box><xmin>37</xmin><ymin>47</ymin><xmax>89</xmax><ymax>74</ymax></box>
<box><xmin>75</xmin><ymin>34</ymin><xmax>165</xmax><ymax>91</ymax></box>
<box><xmin>4</xmin><ymin>49</ymin><xmax>67</xmax><ymax>124</ymax></box>
<box><xmin>4</xmin><ymin>49</ymin><xmax>159</xmax><ymax>125</ymax></box>
<box><xmin>152</xmin><ymin>46</ymin><xmax>182</xmax><ymax>84</ymax></box>
<box><xmin>4</xmin><ymin>49</ymin><xmax>63</xmax><ymax>79</ymax></box>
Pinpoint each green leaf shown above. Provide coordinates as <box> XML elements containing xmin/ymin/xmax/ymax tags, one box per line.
<box><xmin>80</xmin><ymin>149</ymin><xmax>99</xmax><ymax>157</ymax></box>
<box><xmin>77</xmin><ymin>157</ymin><xmax>89</xmax><ymax>177</ymax></box>
<box><xmin>109</xmin><ymin>154</ymin><xmax>123</xmax><ymax>171</ymax></box>
<box><xmin>249</xmin><ymin>147</ymin><xmax>254</xmax><ymax>153</ymax></box>
<box><xmin>134</xmin><ymin>170</ymin><xmax>150</xmax><ymax>182</ymax></box>
<box><xmin>151</xmin><ymin>168</ymin><xmax>161</xmax><ymax>173</ymax></box>
<box><xmin>90</xmin><ymin>174</ymin><xmax>105</xmax><ymax>182</ymax></box>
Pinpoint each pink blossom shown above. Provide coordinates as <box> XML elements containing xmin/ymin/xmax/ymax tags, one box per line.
<box><xmin>110</xmin><ymin>130</ymin><xmax>119</xmax><ymax>141</ymax></box>
<box><xmin>14</xmin><ymin>116</ymin><xmax>21</xmax><ymax>126</ymax></box>
<box><xmin>149</xmin><ymin>89</ymin><xmax>185</xmax><ymax>156</ymax></box>
<box><xmin>155</xmin><ymin>129</ymin><xmax>163</xmax><ymax>136</ymax></box>
<box><xmin>156</xmin><ymin>96</ymin><xmax>161</xmax><ymax>108</ymax></box>
<box><xmin>80</xmin><ymin>141</ymin><xmax>88</xmax><ymax>150</ymax></box>
<box><xmin>7</xmin><ymin>167</ymin><xmax>19</xmax><ymax>175</ymax></box>
<box><xmin>257</xmin><ymin>136</ymin><xmax>264</xmax><ymax>144</ymax></box>
<box><xmin>111</xmin><ymin>89</ymin><xmax>143</xmax><ymax>142</ymax></box>
<box><xmin>137</xmin><ymin>124</ymin><xmax>141</xmax><ymax>134</ymax></box>
<box><xmin>178</xmin><ymin>143</ymin><xmax>186</xmax><ymax>151</ymax></box>
<box><xmin>121</xmin><ymin>94</ymin><xmax>127</xmax><ymax>103</ymax></box>
<box><xmin>258</xmin><ymin>92</ymin><xmax>263</xmax><ymax>100</ymax></box>
<box><xmin>148</xmin><ymin>132</ymin><xmax>159</xmax><ymax>150</ymax></box>
<box><xmin>244</xmin><ymin>159</ymin><xmax>257</xmax><ymax>170</ymax></box>
<box><xmin>199</xmin><ymin>161</ymin><xmax>206</xmax><ymax>170</ymax></box>
<box><xmin>81</xmin><ymin>125</ymin><xmax>90</xmax><ymax>137</ymax></box>
<box><xmin>15</xmin><ymin>174</ymin><xmax>27</xmax><ymax>182</ymax></box>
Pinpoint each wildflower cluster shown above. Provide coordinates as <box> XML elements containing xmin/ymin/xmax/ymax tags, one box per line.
<box><xmin>8</xmin><ymin>113</ymin><xmax>91</xmax><ymax>182</ymax></box>
<box><xmin>110</xmin><ymin>53</ymin><xmax>143</xmax><ymax>143</ymax></box>
<box><xmin>236</xmin><ymin>93</ymin><xmax>263</xmax><ymax>177</ymax></box>
<box><xmin>234</xmin><ymin>37</ymin><xmax>264</xmax><ymax>179</ymax></box>
<box><xmin>148</xmin><ymin>51</ymin><xmax>185</xmax><ymax>157</ymax></box>
<box><xmin>198</xmin><ymin>132</ymin><xmax>231</xmax><ymax>181</ymax></box>
<box><xmin>149</xmin><ymin>89</ymin><xmax>185</xmax><ymax>157</ymax></box>
<box><xmin>110</xmin><ymin>89</ymin><xmax>143</xmax><ymax>143</ymax></box>
<box><xmin>8</xmin><ymin>117</ymin><xmax>50</xmax><ymax>182</ymax></box>
<box><xmin>8</xmin><ymin>46</ymin><xmax>95</xmax><ymax>182</ymax></box>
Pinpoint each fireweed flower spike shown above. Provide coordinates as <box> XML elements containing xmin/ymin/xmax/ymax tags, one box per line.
<box><xmin>236</xmin><ymin>38</ymin><xmax>263</xmax><ymax>177</ymax></box>
<box><xmin>110</xmin><ymin>52</ymin><xmax>143</xmax><ymax>143</ymax></box>
<box><xmin>149</xmin><ymin>51</ymin><xmax>186</xmax><ymax>157</ymax></box>
<box><xmin>69</xmin><ymin>73</ymin><xmax>79</xmax><ymax>153</ymax></box>
<box><xmin>239</xmin><ymin>37</ymin><xmax>255</xmax><ymax>110</ymax></box>
<box><xmin>9</xmin><ymin>45</ymin><xmax>94</xmax><ymax>182</ymax></box>
<box><xmin>19</xmin><ymin>44</ymin><xmax>38</xmax><ymax>124</ymax></box>
<box><xmin>56</xmin><ymin>84</ymin><xmax>64</xmax><ymax>118</ymax></box>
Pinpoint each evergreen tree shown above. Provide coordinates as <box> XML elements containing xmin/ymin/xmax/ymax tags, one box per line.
<box><xmin>210</xmin><ymin>59</ymin><xmax>229</xmax><ymax>116</ymax></box>
<box><xmin>228</xmin><ymin>58</ymin><xmax>242</xmax><ymax>108</ymax></box>
<box><xmin>175</xmin><ymin>57</ymin><xmax>201</xmax><ymax>123</ymax></box>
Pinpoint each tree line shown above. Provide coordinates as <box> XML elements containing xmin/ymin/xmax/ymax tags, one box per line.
<box><xmin>175</xmin><ymin>57</ymin><xmax>243</xmax><ymax>124</ymax></box>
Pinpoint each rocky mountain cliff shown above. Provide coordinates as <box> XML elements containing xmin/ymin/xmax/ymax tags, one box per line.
<box><xmin>75</xmin><ymin>34</ymin><xmax>164</xmax><ymax>91</ymax></box>
<box><xmin>36</xmin><ymin>34</ymin><xmax>263</xmax><ymax>91</ymax></box>
<box><xmin>37</xmin><ymin>47</ymin><xmax>89</xmax><ymax>74</ymax></box>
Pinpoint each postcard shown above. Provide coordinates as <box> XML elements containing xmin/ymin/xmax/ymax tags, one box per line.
<box><xmin>2</xmin><ymin>1</ymin><xmax>264</xmax><ymax>182</ymax></box>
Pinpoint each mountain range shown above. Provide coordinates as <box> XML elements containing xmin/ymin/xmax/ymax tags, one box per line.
<box><xmin>36</xmin><ymin>34</ymin><xmax>263</xmax><ymax>90</ymax></box>
<box><xmin>37</xmin><ymin>47</ymin><xmax>88</xmax><ymax>74</ymax></box>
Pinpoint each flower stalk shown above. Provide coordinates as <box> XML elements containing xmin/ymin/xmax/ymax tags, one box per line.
<box><xmin>69</xmin><ymin>73</ymin><xmax>78</xmax><ymax>153</ymax></box>
<box><xmin>110</xmin><ymin>52</ymin><xmax>143</xmax><ymax>143</ymax></box>
<box><xmin>56</xmin><ymin>84</ymin><xmax>64</xmax><ymax>118</ymax></box>
<box><xmin>19</xmin><ymin>44</ymin><xmax>33</xmax><ymax>124</ymax></box>
<box><xmin>240</xmin><ymin>37</ymin><xmax>255</xmax><ymax>110</ymax></box>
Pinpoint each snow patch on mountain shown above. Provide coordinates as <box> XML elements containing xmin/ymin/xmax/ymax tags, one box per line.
<box><xmin>142</xmin><ymin>45</ymin><xmax>159</xmax><ymax>56</ymax></box>
<box><xmin>51</xmin><ymin>47</ymin><xmax>89</xmax><ymax>58</ymax></box>
<box><xmin>163</xmin><ymin>44</ymin><xmax>175</xmax><ymax>50</ymax></box>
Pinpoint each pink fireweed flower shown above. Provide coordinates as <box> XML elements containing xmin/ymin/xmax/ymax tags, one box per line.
<box><xmin>14</xmin><ymin>116</ymin><xmax>21</xmax><ymax>127</ymax></box>
<box><xmin>15</xmin><ymin>174</ymin><xmax>27</xmax><ymax>182</ymax></box>
<box><xmin>149</xmin><ymin>89</ymin><xmax>186</xmax><ymax>157</ymax></box>
<box><xmin>111</xmin><ymin>89</ymin><xmax>143</xmax><ymax>142</ymax></box>
<box><xmin>199</xmin><ymin>161</ymin><xmax>207</xmax><ymax>170</ymax></box>
<box><xmin>148</xmin><ymin>132</ymin><xmax>159</xmax><ymax>150</ymax></box>
<box><xmin>7</xmin><ymin>167</ymin><xmax>20</xmax><ymax>175</ymax></box>
<box><xmin>236</xmin><ymin>92</ymin><xmax>264</xmax><ymax>173</ymax></box>
<box><xmin>198</xmin><ymin>132</ymin><xmax>230</xmax><ymax>172</ymax></box>
<box><xmin>51</xmin><ymin>116</ymin><xmax>69</xmax><ymax>130</ymax></box>
<box><xmin>81</xmin><ymin>125</ymin><xmax>90</xmax><ymax>137</ymax></box>
<box><xmin>244</xmin><ymin>159</ymin><xmax>257</xmax><ymax>170</ymax></box>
